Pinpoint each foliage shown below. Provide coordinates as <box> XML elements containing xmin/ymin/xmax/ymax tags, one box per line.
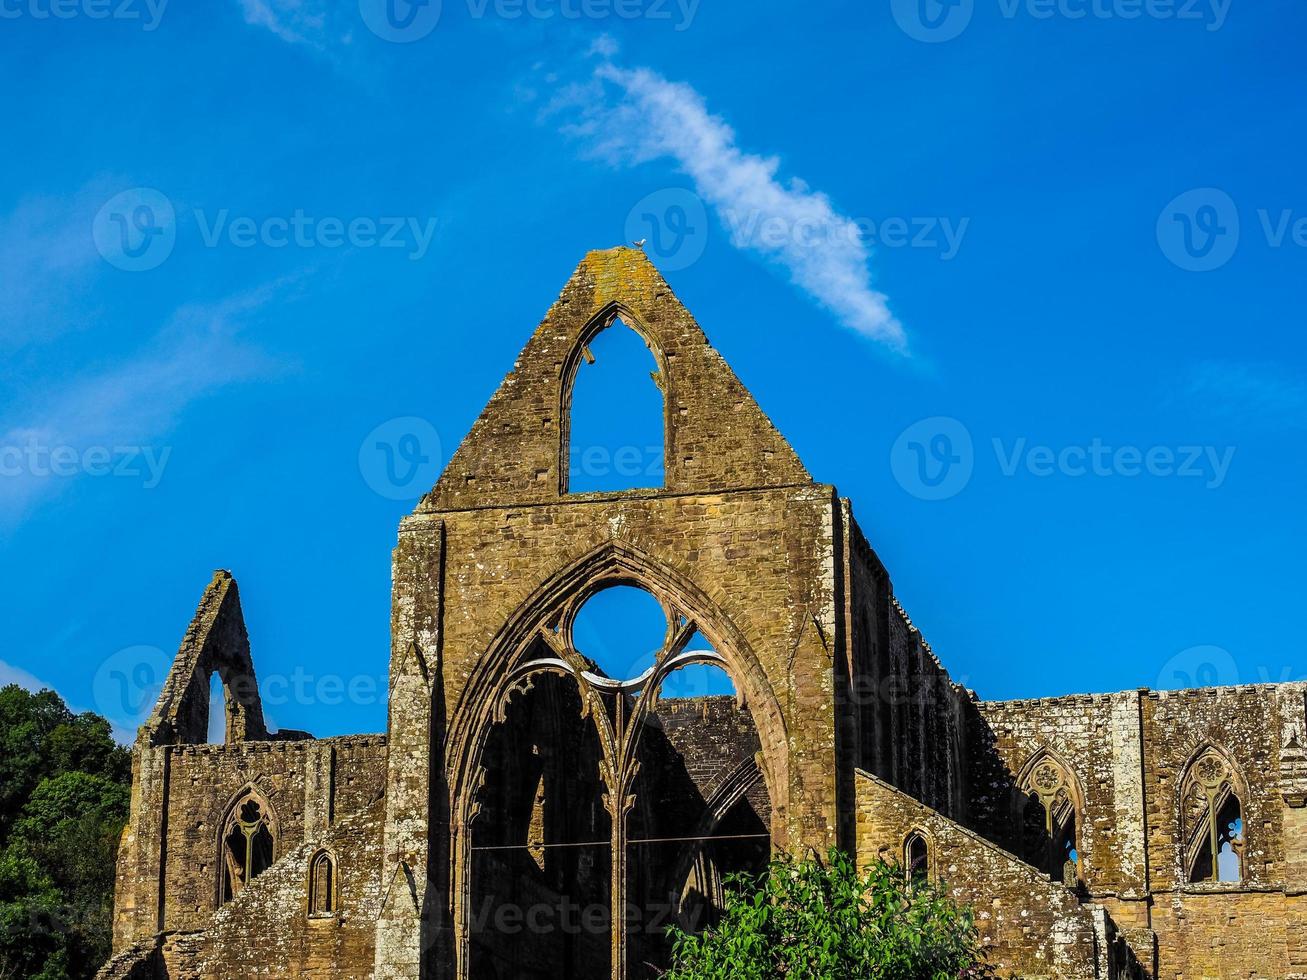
<box><xmin>0</xmin><ymin>686</ymin><xmax>131</xmax><ymax>980</ymax></box>
<box><xmin>662</xmin><ymin>848</ymin><xmax>996</xmax><ymax>980</ymax></box>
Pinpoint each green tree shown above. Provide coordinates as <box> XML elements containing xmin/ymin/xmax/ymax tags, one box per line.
<box><xmin>662</xmin><ymin>849</ymin><xmax>995</xmax><ymax>980</ymax></box>
<box><xmin>0</xmin><ymin>686</ymin><xmax>131</xmax><ymax>980</ymax></box>
<box><xmin>0</xmin><ymin>851</ymin><xmax>66</xmax><ymax>980</ymax></box>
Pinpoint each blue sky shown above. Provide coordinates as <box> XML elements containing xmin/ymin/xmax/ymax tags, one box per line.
<box><xmin>1</xmin><ymin>0</ymin><xmax>1304</xmax><ymax>741</ymax></box>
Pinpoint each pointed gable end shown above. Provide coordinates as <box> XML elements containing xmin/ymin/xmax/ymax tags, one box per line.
<box><xmin>423</xmin><ymin>247</ymin><xmax>811</xmax><ymax>511</ymax></box>
<box><xmin>142</xmin><ymin>570</ymin><xmax>270</xmax><ymax>747</ymax></box>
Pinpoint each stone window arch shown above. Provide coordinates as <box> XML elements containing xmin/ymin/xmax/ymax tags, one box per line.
<box><xmin>903</xmin><ymin>828</ymin><xmax>932</xmax><ymax>880</ymax></box>
<box><xmin>559</xmin><ymin>306</ymin><xmax>668</xmax><ymax>495</ymax></box>
<box><xmin>1179</xmin><ymin>747</ymin><xmax>1246</xmax><ymax>884</ymax></box>
<box><xmin>1016</xmin><ymin>749</ymin><xmax>1083</xmax><ymax>885</ymax></box>
<box><xmin>456</xmin><ymin>572</ymin><xmax>777</xmax><ymax>980</ymax></box>
<box><xmin>307</xmin><ymin>849</ymin><xmax>338</xmax><ymax>917</ymax></box>
<box><xmin>218</xmin><ymin>787</ymin><xmax>277</xmax><ymax>905</ymax></box>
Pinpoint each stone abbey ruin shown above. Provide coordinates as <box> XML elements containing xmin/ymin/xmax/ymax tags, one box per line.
<box><xmin>101</xmin><ymin>248</ymin><xmax>1307</xmax><ymax>979</ymax></box>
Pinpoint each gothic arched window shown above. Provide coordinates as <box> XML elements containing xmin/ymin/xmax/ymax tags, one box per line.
<box><xmin>563</xmin><ymin>313</ymin><xmax>666</xmax><ymax>494</ymax></box>
<box><xmin>1180</xmin><ymin>749</ymin><xmax>1245</xmax><ymax>884</ymax></box>
<box><xmin>220</xmin><ymin>790</ymin><xmax>276</xmax><ymax>905</ymax></box>
<box><xmin>1018</xmin><ymin>752</ymin><xmax>1081</xmax><ymax>885</ymax></box>
<box><xmin>904</xmin><ymin>830</ymin><xmax>930</xmax><ymax>880</ymax></box>
<box><xmin>308</xmin><ymin>850</ymin><xmax>337</xmax><ymax>917</ymax></box>
<box><xmin>466</xmin><ymin>581</ymin><xmax>769</xmax><ymax>979</ymax></box>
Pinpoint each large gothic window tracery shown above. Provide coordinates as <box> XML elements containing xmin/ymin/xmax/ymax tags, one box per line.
<box><xmin>219</xmin><ymin>789</ymin><xmax>276</xmax><ymax>905</ymax></box>
<box><xmin>1017</xmin><ymin>753</ymin><xmax>1081</xmax><ymax>885</ymax></box>
<box><xmin>464</xmin><ymin>582</ymin><xmax>770</xmax><ymax>980</ymax></box>
<box><xmin>1180</xmin><ymin>749</ymin><xmax>1245</xmax><ymax>884</ymax></box>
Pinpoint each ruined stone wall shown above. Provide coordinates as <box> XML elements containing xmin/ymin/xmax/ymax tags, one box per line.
<box><xmin>655</xmin><ymin>696</ymin><xmax>766</xmax><ymax>814</ymax></box>
<box><xmin>113</xmin><ymin>735</ymin><xmax>387</xmax><ymax>948</ymax></box>
<box><xmin>422</xmin><ymin>248</ymin><xmax>810</xmax><ymax>512</ymax></box>
<box><xmin>374</xmin><ymin>247</ymin><xmax>852</xmax><ymax>975</ymax></box>
<box><xmin>427</xmin><ymin>483</ymin><xmax>841</xmax><ymax>851</ymax></box>
<box><xmin>1149</xmin><ymin>890</ymin><xmax>1307</xmax><ymax>979</ymax></box>
<box><xmin>976</xmin><ymin>694</ymin><xmax>1149</xmax><ymax>900</ymax></box>
<box><xmin>177</xmin><ymin>798</ymin><xmax>388</xmax><ymax>979</ymax></box>
<box><xmin>853</xmin><ymin>770</ymin><xmax>1109</xmax><ymax>979</ymax></box>
<box><xmin>1142</xmin><ymin>684</ymin><xmax>1307</xmax><ymax>978</ymax></box>
<box><xmin>105</xmin><ymin>249</ymin><xmax>1307</xmax><ymax>979</ymax></box>
<box><xmin>975</xmin><ymin>683</ymin><xmax>1307</xmax><ymax>977</ymax></box>
<box><xmin>395</xmin><ymin>484</ymin><xmax>842</xmax><ymax>977</ymax></box>
<box><xmin>843</xmin><ymin>507</ymin><xmax>972</xmax><ymax>820</ymax></box>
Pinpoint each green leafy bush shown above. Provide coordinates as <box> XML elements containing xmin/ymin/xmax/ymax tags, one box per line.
<box><xmin>662</xmin><ymin>848</ymin><xmax>995</xmax><ymax>980</ymax></box>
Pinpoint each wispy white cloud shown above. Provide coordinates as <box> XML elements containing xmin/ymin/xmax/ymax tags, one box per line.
<box><xmin>1184</xmin><ymin>361</ymin><xmax>1307</xmax><ymax>429</ymax></box>
<box><xmin>0</xmin><ymin>188</ymin><xmax>106</xmax><ymax>350</ymax></box>
<box><xmin>555</xmin><ymin>50</ymin><xmax>908</xmax><ymax>352</ymax></box>
<box><xmin>235</xmin><ymin>0</ymin><xmax>353</xmax><ymax>50</ymax></box>
<box><xmin>0</xmin><ymin>282</ymin><xmax>286</xmax><ymax>524</ymax></box>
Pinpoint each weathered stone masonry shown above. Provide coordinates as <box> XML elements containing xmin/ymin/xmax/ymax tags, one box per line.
<box><xmin>101</xmin><ymin>248</ymin><xmax>1305</xmax><ymax>979</ymax></box>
